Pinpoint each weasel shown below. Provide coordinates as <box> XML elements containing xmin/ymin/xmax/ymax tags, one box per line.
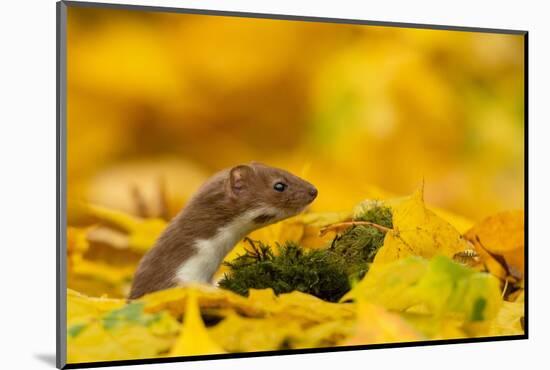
<box><xmin>128</xmin><ymin>162</ymin><xmax>318</xmax><ymax>299</ymax></box>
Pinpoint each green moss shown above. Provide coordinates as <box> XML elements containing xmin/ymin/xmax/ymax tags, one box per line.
<box><xmin>329</xmin><ymin>204</ymin><xmax>393</xmax><ymax>281</ymax></box>
<box><xmin>219</xmin><ymin>240</ymin><xmax>350</xmax><ymax>302</ymax></box>
<box><xmin>219</xmin><ymin>205</ymin><xmax>393</xmax><ymax>302</ymax></box>
<box><xmin>354</xmin><ymin>203</ymin><xmax>393</xmax><ymax>227</ymax></box>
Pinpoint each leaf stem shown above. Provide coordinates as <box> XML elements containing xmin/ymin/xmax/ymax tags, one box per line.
<box><xmin>319</xmin><ymin>221</ymin><xmax>392</xmax><ymax>236</ymax></box>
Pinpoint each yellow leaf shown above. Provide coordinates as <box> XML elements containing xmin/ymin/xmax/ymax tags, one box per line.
<box><xmin>206</xmin><ymin>289</ymin><xmax>355</xmax><ymax>351</ymax></box>
<box><xmin>208</xmin><ymin>313</ymin><xmax>302</xmax><ymax>352</ymax></box>
<box><xmin>257</xmin><ymin>289</ymin><xmax>355</xmax><ymax>324</ymax></box>
<box><xmin>248</xmin><ymin>218</ymin><xmax>304</xmax><ymax>246</ymax></box>
<box><xmin>464</xmin><ymin>210</ymin><xmax>524</xmax><ymax>279</ymax></box>
<box><xmin>429</xmin><ymin>207</ymin><xmax>474</xmax><ymax>234</ymax></box>
<box><xmin>353</xmin><ymin>194</ymin><xmax>473</xmax><ymax>234</ymax></box>
<box><xmin>68</xmin><ymin>320</ymin><xmax>175</xmax><ymax>363</ymax></box>
<box><xmin>290</xmin><ymin>320</ymin><xmax>355</xmax><ymax>349</ymax></box>
<box><xmin>343</xmin><ymin>256</ymin><xmax>502</xmax><ymax>325</ymax></box>
<box><xmin>247</xmin><ymin>288</ymin><xmax>279</xmax><ymax>308</ymax></box>
<box><xmin>142</xmin><ymin>285</ymin><xmax>354</xmax><ymax>327</ymax></box>
<box><xmin>67</xmin><ymin>227</ymin><xmax>90</xmax><ymax>256</ymax></box>
<box><xmin>344</xmin><ymin>299</ymin><xmax>424</xmax><ymax>345</ymax></box>
<box><xmin>69</xmin><ymin>254</ymin><xmax>135</xmax><ymax>286</ymax></box>
<box><xmin>401</xmin><ymin>313</ymin><xmax>467</xmax><ymax>340</ymax></box>
<box><xmin>508</xmin><ymin>288</ymin><xmax>524</xmax><ymax>303</ymax></box>
<box><xmin>67</xmin><ymin>291</ymin><xmax>180</xmax><ymax>363</ymax></box>
<box><xmin>169</xmin><ymin>289</ymin><xmax>225</xmax><ymax>356</ymax></box>
<box><xmin>372</xmin><ymin>189</ymin><xmax>472</xmax><ymax>267</ymax></box>
<box><xmin>67</xmin><ymin>289</ymin><xmax>125</xmax><ymax>324</ymax></box>
<box><xmin>86</xmin><ymin>204</ymin><xmax>167</xmax><ymax>252</ymax></box>
<box><xmin>140</xmin><ymin>285</ymin><xmax>264</xmax><ymax>318</ymax></box>
<box><xmin>341</xmin><ymin>256</ymin><xmax>427</xmax><ymax>307</ymax></box>
<box><xmin>467</xmin><ymin>245</ymin><xmax>508</xmax><ymax>280</ymax></box>
<box><xmin>489</xmin><ymin>301</ymin><xmax>524</xmax><ymax>336</ymax></box>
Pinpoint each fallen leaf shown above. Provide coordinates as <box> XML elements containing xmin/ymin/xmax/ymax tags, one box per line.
<box><xmin>169</xmin><ymin>289</ymin><xmax>225</xmax><ymax>356</ymax></box>
<box><xmin>249</xmin><ymin>218</ymin><xmax>305</xmax><ymax>246</ymax></box>
<box><xmin>489</xmin><ymin>301</ymin><xmax>524</xmax><ymax>336</ymax></box>
<box><xmin>508</xmin><ymin>288</ymin><xmax>524</xmax><ymax>303</ymax></box>
<box><xmin>86</xmin><ymin>204</ymin><xmax>167</xmax><ymax>252</ymax></box>
<box><xmin>140</xmin><ymin>284</ymin><xmax>265</xmax><ymax>318</ymax></box>
<box><xmin>372</xmin><ymin>189</ymin><xmax>473</xmax><ymax>267</ymax></box>
<box><xmin>401</xmin><ymin>313</ymin><xmax>467</xmax><ymax>340</ymax></box>
<box><xmin>259</xmin><ymin>289</ymin><xmax>355</xmax><ymax>324</ymax></box>
<box><xmin>464</xmin><ymin>210</ymin><xmax>524</xmax><ymax>280</ymax></box>
<box><xmin>344</xmin><ymin>298</ymin><xmax>424</xmax><ymax>345</ymax></box>
<box><xmin>67</xmin><ymin>227</ymin><xmax>90</xmax><ymax>256</ymax></box>
<box><xmin>343</xmin><ymin>256</ymin><xmax>502</xmax><ymax>325</ymax></box>
<box><xmin>67</xmin><ymin>313</ymin><xmax>177</xmax><ymax>363</ymax></box>
<box><xmin>209</xmin><ymin>313</ymin><xmax>302</xmax><ymax>352</ymax></box>
<box><xmin>67</xmin><ymin>291</ymin><xmax>179</xmax><ymax>363</ymax></box>
<box><xmin>67</xmin><ymin>289</ymin><xmax>125</xmax><ymax>323</ymax></box>
<box><xmin>289</xmin><ymin>320</ymin><xmax>355</xmax><ymax>349</ymax></box>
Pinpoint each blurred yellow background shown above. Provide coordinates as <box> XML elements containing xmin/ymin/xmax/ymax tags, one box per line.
<box><xmin>67</xmin><ymin>6</ymin><xmax>524</xmax><ymax>224</ymax></box>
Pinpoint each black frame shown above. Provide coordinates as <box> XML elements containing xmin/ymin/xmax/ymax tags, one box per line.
<box><xmin>56</xmin><ymin>1</ymin><xmax>529</xmax><ymax>368</ymax></box>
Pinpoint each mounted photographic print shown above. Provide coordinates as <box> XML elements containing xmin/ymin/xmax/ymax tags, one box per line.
<box><xmin>56</xmin><ymin>1</ymin><xmax>527</xmax><ymax>368</ymax></box>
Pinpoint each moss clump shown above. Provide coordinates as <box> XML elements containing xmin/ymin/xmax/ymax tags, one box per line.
<box><xmin>219</xmin><ymin>205</ymin><xmax>393</xmax><ymax>302</ymax></box>
<box><xmin>219</xmin><ymin>240</ymin><xmax>350</xmax><ymax>302</ymax></box>
<box><xmin>354</xmin><ymin>203</ymin><xmax>393</xmax><ymax>226</ymax></box>
<box><xmin>329</xmin><ymin>204</ymin><xmax>393</xmax><ymax>280</ymax></box>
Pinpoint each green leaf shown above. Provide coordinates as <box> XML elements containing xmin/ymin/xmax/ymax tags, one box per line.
<box><xmin>343</xmin><ymin>256</ymin><xmax>502</xmax><ymax>323</ymax></box>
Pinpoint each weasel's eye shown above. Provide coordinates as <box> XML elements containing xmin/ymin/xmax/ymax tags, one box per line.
<box><xmin>273</xmin><ymin>182</ymin><xmax>287</xmax><ymax>192</ymax></box>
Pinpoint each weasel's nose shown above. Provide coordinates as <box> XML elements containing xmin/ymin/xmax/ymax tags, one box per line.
<box><xmin>309</xmin><ymin>187</ymin><xmax>318</xmax><ymax>199</ymax></box>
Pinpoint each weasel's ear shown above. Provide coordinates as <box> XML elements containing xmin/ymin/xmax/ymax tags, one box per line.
<box><xmin>228</xmin><ymin>165</ymin><xmax>254</xmax><ymax>197</ymax></box>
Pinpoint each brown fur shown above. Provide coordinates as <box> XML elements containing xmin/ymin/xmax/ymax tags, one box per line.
<box><xmin>128</xmin><ymin>162</ymin><xmax>317</xmax><ymax>299</ymax></box>
<box><xmin>253</xmin><ymin>213</ymin><xmax>277</xmax><ymax>224</ymax></box>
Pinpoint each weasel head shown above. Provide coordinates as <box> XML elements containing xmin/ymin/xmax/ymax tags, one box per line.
<box><xmin>227</xmin><ymin>162</ymin><xmax>318</xmax><ymax>226</ymax></box>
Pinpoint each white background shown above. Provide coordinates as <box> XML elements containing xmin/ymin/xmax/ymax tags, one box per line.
<box><xmin>0</xmin><ymin>0</ymin><xmax>547</xmax><ymax>369</ymax></box>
